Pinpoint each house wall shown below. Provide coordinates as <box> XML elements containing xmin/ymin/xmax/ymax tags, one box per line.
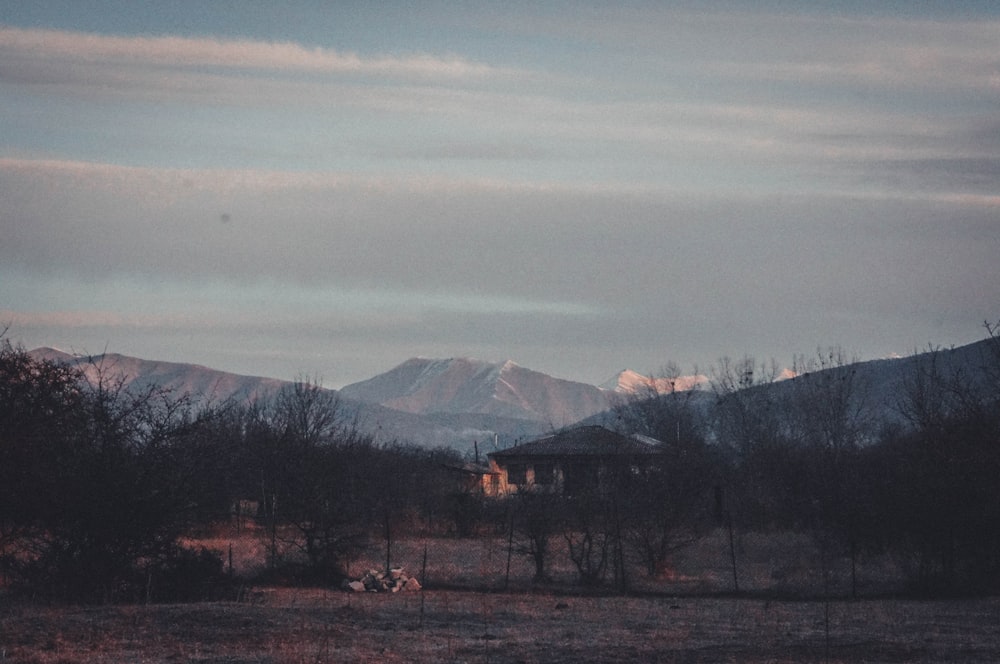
<box><xmin>484</xmin><ymin>458</ymin><xmax>516</xmax><ymax>496</ymax></box>
<box><xmin>485</xmin><ymin>458</ymin><xmax>594</xmax><ymax>496</ymax></box>
<box><xmin>486</xmin><ymin>456</ymin><xmax>648</xmax><ymax>497</ymax></box>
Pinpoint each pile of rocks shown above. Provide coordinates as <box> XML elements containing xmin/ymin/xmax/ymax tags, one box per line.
<box><xmin>342</xmin><ymin>567</ymin><xmax>422</xmax><ymax>593</ymax></box>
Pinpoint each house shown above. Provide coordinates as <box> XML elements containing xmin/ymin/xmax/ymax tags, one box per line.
<box><xmin>485</xmin><ymin>425</ymin><xmax>663</xmax><ymax>496</ymax></box>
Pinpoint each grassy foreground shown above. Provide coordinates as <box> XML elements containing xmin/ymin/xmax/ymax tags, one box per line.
<box><xmin>3</xmin><ymin>588</ymin><xmax>1000</xmax><ymax>663</ymax></box>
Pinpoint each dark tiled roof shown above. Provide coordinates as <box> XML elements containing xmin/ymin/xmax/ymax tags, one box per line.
<box><xmin>441</xmin><ymin>462</ymin><xmax>494</xmax><ymax>475</ymax></box>
<box><xmin>489</xmin><ymin>425</ymin><xmax>661</xmax><ymax>459</ymax></box>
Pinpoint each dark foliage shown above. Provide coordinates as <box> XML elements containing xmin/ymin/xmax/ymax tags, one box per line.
<box><xmin>0</xmin><ymin>343</ymin><xmax>458</xmax><ymax>600</ymax></box>
<box><xmin>0</xmin><ymin>339</ymin><xmax>230</xmax><ymax>602</ymax></box>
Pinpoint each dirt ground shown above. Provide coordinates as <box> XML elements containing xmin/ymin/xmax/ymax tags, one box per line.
<box><xmin>3</xmin><ymin>588</ymin><xmax>1000</xmax><ymax>663</ymax></box>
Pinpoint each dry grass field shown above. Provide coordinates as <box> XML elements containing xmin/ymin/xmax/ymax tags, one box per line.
<box><xmin>4</xmin><ymin>529</ymin><xmax>999</xmax><ymax>662</ymax></box>
<box><xmin>191</xmin><ymin>526</ymin><xmax>907</xmax><ymax>597</ymax></box>
<box><xmin>3</xmin><ymin>588</ymin><xmax>1000</xmax><ymax>663</ymax></box>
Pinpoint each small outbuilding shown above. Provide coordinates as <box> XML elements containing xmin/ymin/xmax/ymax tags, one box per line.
<box><xmin>440</xmin><ymin>460</ymin><xmax>496</xmax><ymax>495</ymax></box>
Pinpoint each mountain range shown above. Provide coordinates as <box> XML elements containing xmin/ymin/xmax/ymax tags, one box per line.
<box><xmin>26</xmin><ymin>349</ymin><xmax>670</xmax><ymax>453</ymax></box>
<box><xmin>27</xmin><ymin>337</ymin><xmax>997</xmax><ymax>453</ymax></box>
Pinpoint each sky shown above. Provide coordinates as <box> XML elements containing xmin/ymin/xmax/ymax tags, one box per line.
<box><xmin>2</xmin><ymin>1</ymin><xmax>999</xmax><ymax>389</ymax></box>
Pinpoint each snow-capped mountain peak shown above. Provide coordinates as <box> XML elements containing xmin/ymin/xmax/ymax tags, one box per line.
<box><xmin>340</xmin><ymin>357</ymin><xmax>612</xmax><ymax>426</ymax></box>
<box><xmin>600</xmin><ymin>369</ymin><xmax>708</xmax><ymax>394</ymax></box>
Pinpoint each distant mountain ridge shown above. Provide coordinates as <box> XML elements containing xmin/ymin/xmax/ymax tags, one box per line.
<box><xmin>25</xmin><ymin>348</ymin><xmax>679</xmax><ymax>452</ymax></box>
<box><xmin>24</xmin><ymin>348</ymin><xmax>553</xmax><ymax>452</ymax></box>
<box><xmin>27</xmin><ymin>337</ymin><xmax>998</xmax><ymax>453</ymax></box>
<box><xmin>28</xmin><ymin>347</ymin><xmax>287</xmax><ymax>404</ymax></box>
<box><xmin>339</xmin><ymin>357</ymin><xmax>616</xmax><ymax>428</ymax></box>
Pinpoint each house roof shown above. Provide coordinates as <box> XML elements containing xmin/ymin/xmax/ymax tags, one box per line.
<box><xmin>489</xmin><ymin>425</ymin><xmax>662</xmax><ymax>459</ymax></box>
<box><xmin>441</xmin><ymin>461</ymin><xmax>495</xmax><ymax>476</ymax></box>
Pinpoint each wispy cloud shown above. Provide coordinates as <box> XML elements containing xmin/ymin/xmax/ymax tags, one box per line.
<box><xmin>3</xmin><ymin>19</ymin><xmax>994</xmax><ymax>192</ymax></box>
<box><xmin>3</xmin><ymin>6</ymin><xmax>998</xmax><ymax>385</ymax></box>
<box><xmin>698</xmin><ymin>16</ymin><xmax>1000</xmax><ymax>92</ymax></box>
<box><xmin>537</xmin><ymin>8</ymin><xmax>1000</xmax><ymax>93</ymax></box>
<box><xmin>0</xmin><ymin>308</ymin><xmax>203</xmax><ymax>330</ymax></box>
<box><xmin>0</xmin><ymin>26</ymin><xmax>508</xmax><ymax>79</ymax></box>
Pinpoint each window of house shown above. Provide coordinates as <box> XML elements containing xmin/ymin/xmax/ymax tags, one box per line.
<box><xmin>507</xmin><ymin>464</ymin><xmax>526</xmax><ymax>485</ymax></box>
<box><xmin>533</xmin><ymin>463</ymin><xmax>554</xmax><ymax>485</ymax></box>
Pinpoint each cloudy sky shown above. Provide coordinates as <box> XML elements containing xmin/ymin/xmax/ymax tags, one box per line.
<box><xmin>2</xmin><ymin>2</ymin><xmax>998</xmax><ymax>388</ymax></box>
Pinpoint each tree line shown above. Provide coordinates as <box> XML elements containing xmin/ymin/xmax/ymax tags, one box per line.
<box><xmin>1</xmin><ymin>321</ymin><xmax>998</xmax><ymax>602</ymax></box>
<box><xmin>609</xmin><ymin>324</ymin><xmax>1000</xmax><ymax>597</ymax></box>
<box><xmin>0</xmin><ymin>337</ymin><xmax>462</xmax><ymax>602</ymax></box>
<box><xmin>501</xmin><ymin>323</ymin><xmax>999</xmax><ymax>595</ymax></box>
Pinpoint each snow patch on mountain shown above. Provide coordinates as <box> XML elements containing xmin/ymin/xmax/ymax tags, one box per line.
<box><xmin>775</xmin><ymin>367</ymin><xmax>798</xmax><ymax>381</ymax></box>
<box><xmin>601</xmin><ymin>369</ymin><xmax>708</xmax><ymax>394</ymax></box>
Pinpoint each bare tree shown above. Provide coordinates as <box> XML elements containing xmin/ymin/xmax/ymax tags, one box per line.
<box><xmin>612</xmin><ymin>361</ymin><xmax>706</xmax><ymax>447</ymax></box>
<box><xmin>709</xmin><ymin>355</ymin><xmax>787</xmax><ymax>530</ymax></box>
<box><xmin>509</xmin><ymin>491</ymin><xmax>562</xmax><ymax>584</ymax></box>
<box><xmin>710</xmin><ymin>355</ymin><xmax>784</xmax><ymax>458</ymax></box>
<box><xmin>622</xmin><ymin>442</ymin><xmax>718</xmax><ymax>579</ymax></box>
<box><xmin>875</xmin><ymin>323</ymin><xmax>1000</xmax><ymax>594</ymax></box>
<box><xmin>249</xmin><ymin>379</ymin><xmax>378</xmax><ymax>582</ymax></box>
<box><xmin>562</xmin><ymin>487</ymin><xmax>612</xmax><ymax>587</ymax></box>
<box><xmin>611</xmin><ymin>365</ymin><xmax>718</xmax><ymax>579</ymax></box>
<box><xmin>786</xmin><ymin>347</ymin><xmax>873</xmax><ymax>598</ymax></box>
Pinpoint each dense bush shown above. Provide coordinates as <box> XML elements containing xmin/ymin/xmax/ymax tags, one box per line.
<box><xmin>0</xmin><ymin>339</ymin><xmax>234</xmax><ymax>602</ymax></box>
<box><xmin>0</xmin><ymin>338</ymin><xmax>464</xmax><ymax>600</ymax></box>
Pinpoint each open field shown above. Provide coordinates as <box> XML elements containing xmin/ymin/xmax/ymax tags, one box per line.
<box><xmin>192</xmin><ymin>527</ymin><xmax>909</xmax><ymax>597</ymax></box>
<box><xmin>3</xmin><ymin>588</ymin><xmax>1000</xmax><ymax>663</ymax></box>
<box><xmin>4</xmin><ymin>530</ymin><xmax>998</xmax><ymax>662</ymax></box>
